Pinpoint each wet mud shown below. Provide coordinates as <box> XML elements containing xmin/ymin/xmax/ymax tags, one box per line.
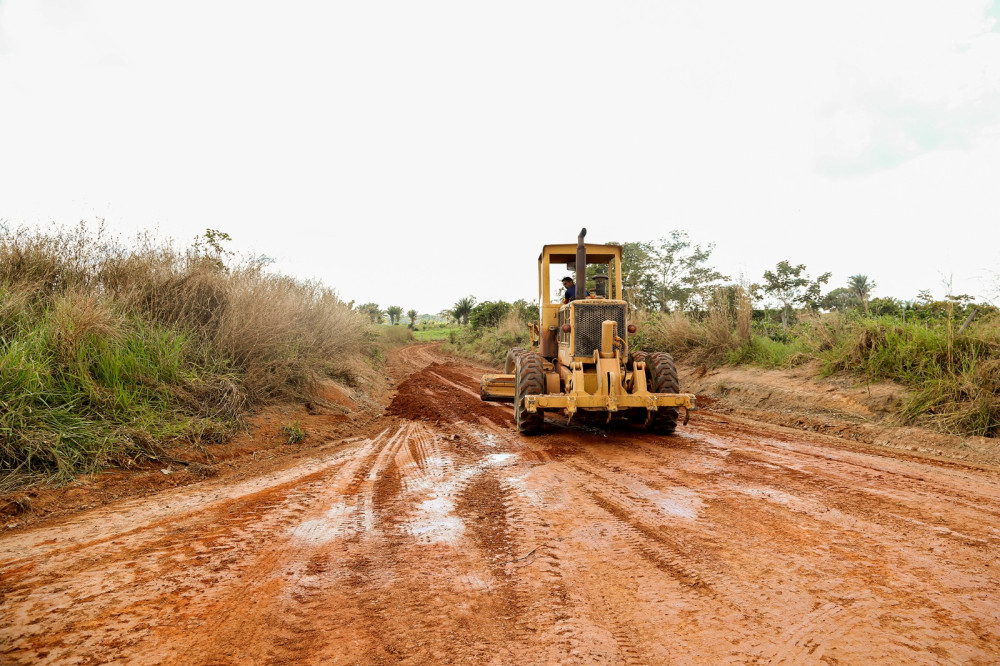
<box><xmin>2</xmin><ymin>345</ymin><xmax>999</xmax><ymax>664</ymax></box>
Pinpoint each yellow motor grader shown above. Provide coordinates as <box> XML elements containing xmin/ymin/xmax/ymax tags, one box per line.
<box><xmin>480</xmin><ymin>229</ymin><xmax>697</xmax><ymax>434</ymax></box>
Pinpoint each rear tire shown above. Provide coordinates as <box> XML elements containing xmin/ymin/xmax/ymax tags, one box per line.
<box><xmin>515</xmin><ymin>352</ymin><xmax>545</xmax><ymax>435</ymax></box>
<box><xmin>647</xmin><ymin>352</ymin><xmax>680</xmax><ymax>435</ymax></box>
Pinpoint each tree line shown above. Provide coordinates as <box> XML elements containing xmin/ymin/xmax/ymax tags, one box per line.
<box><xmin>354</xmin><ymin>303</ymin><xmax>419</xmax><ymax>327</ymax></box>
<box><xmin>357</xmin><ymin>231</ymin><xmax>995</xmax><ymax>331</ymax></box>
<box><xmin>614</xmin><ymin>234</ymin><xmax>994</xmax><ymax>327</ymax></box>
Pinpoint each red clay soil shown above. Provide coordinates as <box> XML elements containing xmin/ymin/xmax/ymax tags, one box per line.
<box><xmin>387</xmin><ymin>362</ymin><xmax>514</xmax><ymax>429</ymax></box>
<box><xmin>2</xmin><ymin>344</ymin><xmax>1000</xmax><ymax>664</ymax></box>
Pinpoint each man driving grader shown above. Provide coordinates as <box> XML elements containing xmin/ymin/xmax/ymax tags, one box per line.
<box><xmin>481</xmin><ymin>229</ymin><xmax>697</xmax><ymax>435</ymax></box>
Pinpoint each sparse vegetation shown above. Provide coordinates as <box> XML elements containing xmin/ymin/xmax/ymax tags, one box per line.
<box><xmin>0</xmin><ymin>222</ymin><xmax>373</xmax><ymax>483</ymax></box>
<box><xmin>281</xmin><ymin>421</ymin><xmax>306</xmax><ymax>444</ymax></box>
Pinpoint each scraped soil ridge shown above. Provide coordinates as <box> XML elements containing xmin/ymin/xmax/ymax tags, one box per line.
<box><xmin>387</xmin><ymin>362</ymin><xmax>514</xmax><ymax>429</ymax></box>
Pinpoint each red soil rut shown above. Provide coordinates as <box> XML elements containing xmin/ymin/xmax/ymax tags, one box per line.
<box><xmin>2</xmin><ymin>344</ymin><xmax>999</xmax><ymax>664</ymax></box>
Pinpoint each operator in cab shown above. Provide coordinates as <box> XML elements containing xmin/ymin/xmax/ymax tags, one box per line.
<box><xmin>561</xmin><ymin>276</ymin><xmax>576</xmax><ymax>303</ymax></box>
<box><xmin>561</xmin><ymin>276</ymin><xmax>589</xmax><ymax>304</ymax></box>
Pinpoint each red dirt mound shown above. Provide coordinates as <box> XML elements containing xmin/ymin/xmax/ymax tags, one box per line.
<box><xmin>387</xmin><ymin>362</ymin><xmax>514</xmax><ymax>427</ymax></box>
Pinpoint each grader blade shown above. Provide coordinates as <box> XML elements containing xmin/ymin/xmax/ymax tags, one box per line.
<box><xmin>480</xmin><ymin>374</ymin><xmax>516</xmax><ymax>402</ymax></box>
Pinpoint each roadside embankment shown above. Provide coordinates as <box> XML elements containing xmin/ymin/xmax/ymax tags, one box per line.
<box><xmin>0</xmin><ymin>223</ymin><xmax>381</xmax><ymax>488</ymax></box>
<box><xmin>679</xmin><ymin>361</ymin><xmax>1000</xmax><ymax>468</ymax></box>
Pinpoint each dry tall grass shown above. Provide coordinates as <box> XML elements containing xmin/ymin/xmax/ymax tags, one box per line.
<box><xmin>0</xmin><ymin>222</ymin><xmax>373</xmax><ymax>480</ymax></box>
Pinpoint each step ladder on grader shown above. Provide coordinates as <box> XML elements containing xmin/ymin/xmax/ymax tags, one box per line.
<box><xmin>480</xmin><ymin>229</ymin><xmax>697</xmax><ymax>434</ymax></box>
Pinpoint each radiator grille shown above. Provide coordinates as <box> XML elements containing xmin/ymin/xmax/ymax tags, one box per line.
<box><xmin>572</xmin><ymin>302</ymin><xmax>626</xmax><ymax>357</ymax></box>
<box><xmin>558</xmin><ymin>308</ymin><xmax>571</xmax><ymax>344</ymax></box>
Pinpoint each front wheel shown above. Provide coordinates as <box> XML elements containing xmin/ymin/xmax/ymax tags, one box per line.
<box><xmin>514</xmin><ymin>352</ymin><xmax>545</xmax><ymax>435</ymax></box>
<box><xmin>504</xmin><ymin>347</ymin><xmax>526</xmax><ymax>374</ymax></box>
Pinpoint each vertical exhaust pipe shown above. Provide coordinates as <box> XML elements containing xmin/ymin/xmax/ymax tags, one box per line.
<box><xmin>575</xmin><ymin>228</ymin><xmax>586</xmax><ymax>301</ymax></box>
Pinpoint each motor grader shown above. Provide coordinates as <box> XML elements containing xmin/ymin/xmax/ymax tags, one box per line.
<box><xmin>480</xmin><ymin>229</ymin><xmax>697</xmax><ymax>434</ymax></box>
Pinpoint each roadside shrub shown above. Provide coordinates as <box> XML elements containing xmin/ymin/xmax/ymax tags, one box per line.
<box><xmin>469</xmin><ymin>301</ymin><xmax>512</xmax><ymax>330</ymax></box>
<box><xmin>281</xmin><ymin>421</ymin><xmax>306</xmax><ymax>444</ymax></box>
<box><xmin>379</xmin><ymin>325</ymin><xmax>415</xmax><ymax>346</ymax></box>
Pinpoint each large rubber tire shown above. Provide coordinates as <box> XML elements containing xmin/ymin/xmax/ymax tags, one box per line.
<box><xmin>514</xmin><ymin>352</ymin><xmax>545</xmax><ymax>435</ymax></box>
<box><xmin>647</xmin><ymin>352</ymin><xmax>680</xmax><ymax>435</ymax></box>
<box><xmin>504</xmin><ymin>347</ymin><xmax>527</xmax><ymax>374</ymax></box>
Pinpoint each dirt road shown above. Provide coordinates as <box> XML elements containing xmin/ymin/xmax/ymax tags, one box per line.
<box><xmin>2</xmin><ymin>344</ymin><xmax>999</xmax><ymax>664</ymax></box>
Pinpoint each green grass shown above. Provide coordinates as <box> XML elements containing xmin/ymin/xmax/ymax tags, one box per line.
<box><xmin>724</xmin><ymin>336</ymin><xmax>812</xmax><ymax>368</ymax></box>
<box><xmin>281</xmin><ymin>421</ymin><xmax>305</xmax><ymax>444</ymax></box>
<box><xmin>0</xmin><ymin>305</ymin><xmax>238</xmax><ymax>482</ymax></box>
<box><xmin>413</xmin><ymin>326</ymin><xmax>461</xmax><ymax>342</ymax></box>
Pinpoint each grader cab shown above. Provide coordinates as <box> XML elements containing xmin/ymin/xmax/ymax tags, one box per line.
<box><xmin>480</xmin><ymin>229</ymin><xmax>697</xmax><ymax>434</ymax></box>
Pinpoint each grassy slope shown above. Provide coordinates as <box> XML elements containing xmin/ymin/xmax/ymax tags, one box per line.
<box><xmin>0</xmin><ymin>224</ymin><xmax>375</xmax><ymax>484</ymax></box>
<box><xmin>638</xmin><ymin>310</ymin><xmax>1000</xmax><ymax>437</ymax></box>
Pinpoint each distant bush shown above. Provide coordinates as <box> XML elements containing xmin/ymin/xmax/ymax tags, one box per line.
<box><xmin>0</xmin><ymin>222</ymin><xmax>373</xmax><ymax>482</ymax></box>
<box><xmin>469</xmin><ymin>299</ymin><xmax>538</xmax><ymax>330</ymax></box>
<box><xmin>379</xmin><ymin>325</ymin><xmax>415</xmax><ymax>345</ymax></box>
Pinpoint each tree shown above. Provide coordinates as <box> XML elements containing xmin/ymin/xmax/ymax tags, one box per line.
<box><xmin>386</xmin><ymin>305</ymin><xmax>404</xmax><ymax>325</ymax></box>
<box><xmin>512</xmin><ymin>298</ymin><xmax>539</xmax><ymax>323</ymax></box>
<box><xmin>613</xmin><ymin>233</ymin><xmax>728</xmax><ymax>312</ymax></box>
<box><xmin>407</xmin><ymin>308</ymin><xmax>418</xmax><ymax>328</ymax></box>
<box><xmin>469</xmin><ymin>301</ymin><xmax>512</xmax><ymax>329</ymax></box>
<box><xmin>450</xmin><ymin>295</ymin><xmax>477</xmax><ymax>326</ymax></box>
<box><xmin>820</xmin><ymin>287</ymin><xmax>857</xmax><ymax>312</ymax></box>
<box><xmin>761</xmin><ymin>261</ymin><xmax>831</xmax><ymax>328</ymax></box>
<box><xmin>847</xmin><ymin>274</ymin><xmax>876</xmax><ymax>313</ymax></box>
<box><xmin>868</xmin><ymin>296</ymin><xmax>904</xmax><ymax>317</ymax></box>
<box><xmin>356</xmin><ymin>302</ymin><xmax>384</xmax><ymax>324</ymax></box>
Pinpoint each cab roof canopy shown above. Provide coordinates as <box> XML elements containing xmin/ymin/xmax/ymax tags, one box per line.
<box><xmin>539</xmin><ymin>243</ymin><xmax>621</xmax><ymax>265</ymax></box>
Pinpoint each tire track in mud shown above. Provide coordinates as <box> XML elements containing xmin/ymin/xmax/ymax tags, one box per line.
<box><xmin>449</xmin><ymin>421</ymin><xmax>592</xmax><ymax>663</ymax></box>
<box><xmin>0</xmin><ymin>428</ymin><xmax>408</xmax><ymax>665</ymax></box>
<box><xmin>1</xmin><ymin>458</ymin><xmax>365</xmax><ymax>663</ymax></box>
<box><xmin>148</xmin><ymin>426</ymin><xmax>408</xmax><ymax>665</ymax></box>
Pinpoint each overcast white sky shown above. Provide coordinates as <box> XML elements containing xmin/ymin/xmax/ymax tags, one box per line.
<box><xmin>2</xmin><ymin>0</ymin><xmax>999</xmax><ymax>313</ymax></box>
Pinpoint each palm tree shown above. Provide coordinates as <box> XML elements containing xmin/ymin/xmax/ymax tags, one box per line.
<box><xmin>848</xmin><ymin>275</ymin><xmax>875</xmax><ymax>313</ymax></box>
<box><xmin>407</xmin><ymin>308</ymin><xmax>418</xmax><ymax>328</ymax></box>
<box><xmin>356</xmin><ymin>302</ymin><xmax>384</xmax><ymax>324</ymax></box>
<box><xmin>386</xmin><ymin>305</ymin><xmax>404</xmax><ymax>325</ymax></box>
<box><xmin>451</xmin><ymin>296</ymin><xmax>476</xmax><ymax>326</ymax></box>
